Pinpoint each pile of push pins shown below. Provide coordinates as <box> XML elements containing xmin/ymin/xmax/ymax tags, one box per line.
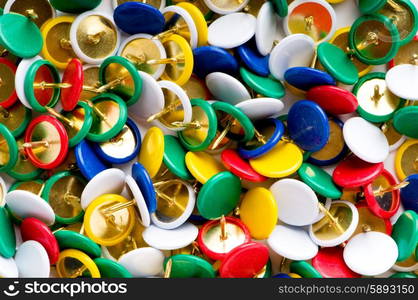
<box><xmin>0</xmin><ymin>0</ymin><xmax>417</xmax><ymax>279</ymax></box>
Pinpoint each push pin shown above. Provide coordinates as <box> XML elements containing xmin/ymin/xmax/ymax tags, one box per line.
<box><xmin>0</xmin><ymin>102</ymin><xmax>31</xmax><ymax>138</ymax></box>
<box><xmin>197</xmin><ymin>215</ymin><xmax>251</xmax><ymax>261</ymax></box>
<box><xmin>317</xmin><ymin>14</ymin><xmax>401</xmax><ymax>85</ymax></box>
<box><xmin>56</xmin><ymin>249</ymin><xmax>100</xmax><ymax>278</ymax></box>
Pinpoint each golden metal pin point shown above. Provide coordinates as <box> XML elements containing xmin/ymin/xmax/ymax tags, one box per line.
<box><xmin>146</xmin><ymin>100</ymin><xmax>182</xmax><ymax>123</ymax></box>
<box><xmin>164</xmin><ymin>259</ymin><xmax>172</xmax><ymax>278</ymax></box>
<box><xmin>318</xmin><ymin>202</ymin><xmax>346</xmax><ymax>235</ymax></box>
<box><xmin>371</xmin><ymin>84</ymin><xmax>385</xmax><ymax>104</ymax></box>
<box><xmin>152</xmin><ymin>24</ymin><xmax>189</xmax><ymax>42</ymax></box>
<box><xmin>373</xmin><ymin>180</ymin><xmax>409</xmax><ymax>197</ymax></box>
<box><xmin>220</xmin><ymin>215</ymin><xmax>227</xmax><ymax>241</ymax></box>
<box><xmin>410</xmin><ymin>54</ymin><xmax>418</xmax><ymax>65</ymax></box>
<box><xmin>387</xmin><ymin>0</ymin><xmax>405</xmax><ymax>13</ymax></box>
<box><xmin>305</xmin><ymin>16</ymin><xmax>314</xmax><ymax>32</ymax></box>
<box><xmin>25</xmin><ymin>9</ymin><xmax>38</xmax><ymax>20</ymax></box>
<box><xmin>69</xmin><ymin>265</ymin><xmax>87</xmax><ymax>278</ymax></box>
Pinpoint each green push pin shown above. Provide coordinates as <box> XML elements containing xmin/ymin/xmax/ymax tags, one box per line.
<box><xmin>6</xmin><ymin>138</ymin><xmax>43</xmax><ymax>181</ymax></box>
<box><xmin>289</xmin><ymin>261</ymin><xmax>323</xmax><ymax>278</ymax></box>
<box><xmin>353</xmin><ymin>72</ymin><xmax>405</xmax><ymax>123</ymax></box>
<box><xmin>163</xmin><ymin>135</ymin><xmax>193</xmax><ymax>180</ymax></box>
<box><xmin>197</xmin><ymin>171</ymin><xmax>241</xmax><ymax>220</ymax></box>
<box><xmin>50</xmin><ymin>0</ymin><xmax>102</xmax><ymax>13</ymax></box>
<box><xmin>391</xmin><ymin>210</ymin><xmax>418</xmax><ymax>261</ymax></box>
<box><xmin>163</xmin><ymin>254</ymin><xmax>216</xmax><ymax>278</ymax></box>
<box><xmin>177</xmin><ymin>98</ymin><xmax>217</xmax><ymax>152</ymax></box>
<box><xmin>298</xmin><ymin>163</ymin><xmax>342</xmax><ymax>199</ymax></box>
<box><xmin>54</xmin><ymin>226</ymin><xmax>102</xmax><ymax>258</ymax></box>
<box><xmin>393</xmin><ymin>106</ymin><xmax>418</xmax><ymax>138</ymax></box>
<box><xmin>0</xmin><ymin>11</ymin><xmax>43</xmax><ymax>58</ymax></box>
<box><xmin>0</xmin><ymin>206</ymin><xmax>16</xmax><ymax>258</ymax></box>
<box><xmin>42</xmin><ymin>171</ymin><xmax>86</xmax><ymax>225</ymax></box>
<box><xmin>240</xmin><ymin>67</ymin><xmax>285</xmax><ymax>99</ymax></box>
<box><xmin>317</xmin><ymin>14</ymin><xmax>400</xmax><ymax>84</ymax></box>
<box><xmin>86</xmin><ymin>93</ymin><xmax>128</xmax><ymax>143</ymax></box>
<box><xmin>269</xmin><ymin>0</ymin><xmax>288</xmax><ymax>17</ymax></box>
<box><xmin>94</xmin><ymin>258</ymin><xmax>132</xmax><ymax>278</ymax></box>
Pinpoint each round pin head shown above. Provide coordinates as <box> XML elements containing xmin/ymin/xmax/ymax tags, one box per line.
<box><xmin>151</xmin><ymin>179</ymin><xmax>195</xmax><ymax>230</ymax></box>
<box><xmin>20</xmin><ymin>218</ymin><xmax>59</xmax><ymax>265</ymax></box>
<box><xmin>0</xmin><ymin>13</ymin><xmax>43</xmax><ymax>58</ymax></box>
<box><xmin>308</xmin><ymin>117</ymin><xmax>347</xmax><ymax>166</ymax></box>
<box><xmin>298</xmin><ymin>163</ymin><xmax>342</xmax><ymax>199</ymax></box>
<box><xmin>312</xmin><ymin>247</ymin><xmax>360</xmax><ymax>278</ymax></box>
<box><xmin>24</xmin><ymin>115</ymin><xmax>69</xmax><ymax>170</ymax></box>
<box><xmin>284</xmin><ymin>0</ymin><xmax>336</xmax><ymax>44</ymax></box>
<box><xmin>317</xmin><ymin>42</ymin><xmax>359</xmax><ymax>85</ymax></box>
<box><xmin>387</xmin><ymin>65</ymin><xmax>418</xmax><ymax>101</ymax></box>
<box><xmin>240</xmin><ymin>187</ymin><xmax>277</xmax><ymax>239</ymax></box>
<box><xmin>0</xmin><ymin>124</ymin><xmax>18</xmax><ymax>173</ymax></box>
<box><xmin>255</xmin><ymin>2</ymin><xmax>280</xmax><ymax>56</ymax></box>
<box><xmin>0</xmin><ymin>256</ymin><xmax>18</xmax><ymax>278</ymax></box>
<box><xmin>268</xmin><ymin>224</ymin><xmax>318</xmax><ymax>260</ymax></box>
<box><xmin>40</xmin><ymin>16</ymin><xmax>77</xmax><ymax>70</ymax></box>
<box><xmin>24</xmin><ymin>59</ymin><xmax>60</xmax><ymax>113</ymax></box>
<box><xmin>0</xmin><ymin>206</ymin><xmax>15</xmax><ymax>258</ymax></box>
<box><xmin>42</xmin><ymin>171</ymin><xmax>85</xmax><ymax>224</ymax></box>
<box><xmin>70</xmin><ymin>11</ymin><xmax>120</xmax><ymax>65</ymax></box>
<box><xmin>307</xmin><ymin>85</ymin><xmax>358</xmax><ymax>115</ymax></box>
<box><xmin>84</xmin><ymin>194</ymin><xmax>136</xmax><ymax>246</ymax></box>
<box><xmin>94</xmin><ymin>258</ymin><xmax>132</xmax><ymax>278</ymax></box>
<box><xmin>197</xmin><ymin>216</ymin><xmax>251</xmax><ymax>261</ymax></box>
<box><xmin>56</xmin><ymin>249</ymin><xmax>100</xmax><ymax>278</ymax></box>
<box><xmin>400</xmin><ymin>174</ymin><xmax>418</xmax><ymax>213</ymax></box>
<box><xmin>132</xmin><ymin>162</ymin><xmax>157</xmax><ymax>213</ymax></box>
<box><xmin>54</xmin><ymin>229</ymin><xmax>102</xmax><ymax>258</ymax></box>
<box><xmin>59</xmin><ymin>58</ymin><xmax>83</xmax><ymax>111</ymax></box>
<box><xmin>192</xmin><ymin>46</ymin><xmax>238</xmax><ymax>79</ymax></box>
<box><xmin>353</xmin><ymin>72</ymin><xmax>403</xmax><ymax>123</ymax></box>
<box><xmin>86</xmin><ymin>93</ymin><xmax>128</xmax><ymax>142</ymax></box>
<box><xmin>269</xmin><ymin>34</ymin><xmax>315</xmax><ymax>81</ymax></box>
<box><xmin>329</xmin><ymin>26</ymin><xmax>372</xmax><ymax>77</ymax></box>
<box><xmin>343</xmin><ymin>117</ymin><xmax>389</xmax><ymax>163</ymax></box>
<box><xmin>15</xmin><ymin>240</ymin><xmax>50</xmax><ymax>278</ymax></box>
<box><xmin>6</xmin><ymin>190</ymin><xmax>55</xmax><ymax>225</ymax></box>
<box><xmin>333</xmin><ymin>154</ymin><xmax>384</xmax><ymax>188</ymax></box>
<box><xmin>118</xmin><ymin>247</ymin><xmax>165</xmax><ymax>278</ymax></box>
<box><xmin>221</xmin><ymin>149</ymin><xmax>266</xmax><ymax>182</ymax></box>
<box><xmin>205</xmin><ymin>72</ymin><xmax>250</xmax><ymax>105</ymax></box>
<box><xmin>364</xmin><ymin>169</ymin><xmax>401</xmax><ymax>219</ymax></box>
<box><xmin>93</xmin><ymin>118</ymin><xmax>141</xmax><ymax>165</ymax></box>
<box><xmin>178</xmin><ymin>98</ymin><xmax>217</xmax><ymax>151</ymax></box>
<box><xmin>203</xmin><ymin>0</ymin><xmax>249</xmax><ymax>15</ymax></box>
<box><xmin>236</xmin><ymin>98</ymin><xmax>284</xmax><ymax>121</ymax></box>
<box><xmin>122</xmin><ymin>175</ymin><xmax>151</xmax><ymax>227</ymax></box>
<box><xmin>309</xmin><ymin>200</ymin><xmax>359</xmax><ymax>247</ymax></box>
<box><xmin>208</xmin><ymin>13</ymin><xmax>256</xmax><ymax>49</ymax></box>
<box><xmin>75</xmin><ymin>140</ymin><xmax>109</xmax><ymax>181</ymax></box>
<box><xmin>0</xmin><ymin>58</ymin><xmax>18</xmax><ymax>108</ymax></box>
<box><xmin>220</xmin><ymin>242</ymin><xmax>269</xmax><ymax>278</ymax></box>
<box><xmin>163</xmin><ymin>254</ymin><xmax>215</xmax><ymax>278</ymax></box>
<box><xmin>240</xmin><ymin>67</ymin><xmax>285</xmax><ymax>99</ymax></box>
<box><xmin>153</xmin><ymin>80</ymin><xmax>192</xmax><ymax>131</ymax></box>
<box><xmin>249</xmin><ymin>140</ymin><xmax>303</xmax><ymax>178</ymax></box>
<box><xmin>50</xmin><ymin>0</ymin><xmax>102</xmax><ymax>13</ymax></box>
<box><xmin>114</xmin><ymin>2</ymin><xmax>164</xmax><ymax>35</ymax></box>
<box><xmin>176</xmin><ymin>2</ymin><xmax>208</xmax><ymax>47</ymax></box>
<box><xmin>392</xmin><ymin>210</ymin><xmax>418</xmax><ymax>261</ymax></box>
<box><xmin>0</xmin><ymin>102</ymin><xmax>30</xmax><ymax>139</ymax></box>
<box><xmin>349</xmin><ymin>14</ymin><xmax>400</xmax><ymax>65</ymax></box>
<box><xmin>212</xmin><ymin>101</ymin><xmax>254</xmax><ymax>143</ymax></box>
<box><xmin>378</xmin><ymin>0</ymin><xmax>418</xmax><ymax>46</ymax></box>
<box><xmin>343</xmin><ymin>231</ymin><xmax>398</xmax><ymax>276</ymax></box>
<box><xmin>197</xmin><ymin>171</ymin><xmax>241</xmax><ymax>219</ymax></box>
<box><xmin>142</xmin><ymin>222</ymin><xmax>198</xmax><ymax>250</ymax></box>
<box><xmin>138</xmin><ymin>127</ymin><xmax>164</xmax><ymax>179</ymax></box>
<box><xmin>284</xmin><ymin>67</ymin><xmax>336</xmax><ymax>91</ymax></box>
<box><xmin>118</xmin><ymin>34</ymin><xmax>167</xmax><ymax>80</ymax></box>
<box><xmin>185</xmin><ymin>151</ymin><xmax>225</xmax><ymax>184</ymax></box>
<box><xmin>288</xmin><ymin>100</ymin><xmax>329</xmax><ymax>152</ymax></box>
<box><xmin>163</xmin><ymin>135</ymin><xmax>193</xmax><ymax>180</ymax></box>
<box><xmin>237</xmin><ymin>40</ymin><xmax>269</xmax><ymax>77</ymax></box>
<box><xmin>270</xmin><ymin>178</ymin><xmax>319</xmax><ymax>226</ymax></box>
